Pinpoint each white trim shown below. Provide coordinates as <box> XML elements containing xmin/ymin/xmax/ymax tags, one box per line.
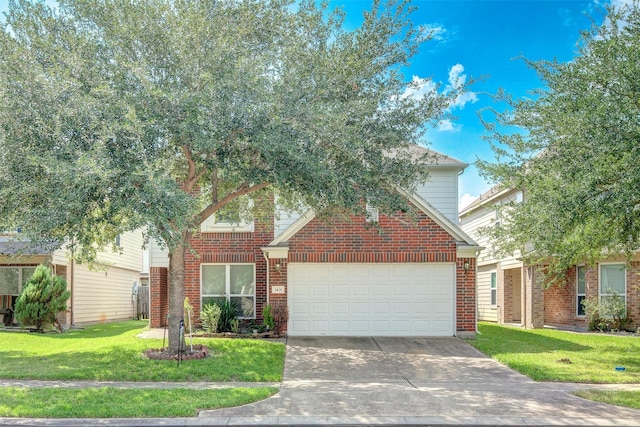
<box><xmin>490</xmin><ymin>270</ymin><xmax>497</xmax><ymax>307</ymax></box>
<box><xmin>598</xmin><ymin>262</ymin><xmax>626</xmax><ymax>303</ymax></box>
<box><xmin>270</xmin><ymin>209</ymin><xmax>315</xmax><ymax>246</ymax></box>
<box><xmin>261</xmin><ymin>246</ymin><xmax>289</xmax><ymax>259</ymax></box>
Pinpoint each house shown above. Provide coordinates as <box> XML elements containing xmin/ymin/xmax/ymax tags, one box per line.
<box><xmin>148</xmin><ymin>147</ymin><xmax>482</xmax><ymax>338</ymax></box>
<box><xmin>459</xmin><ymin>186</ymin><xmax>639</xmax><ymax>330</ymax></box>
<box><xmin>0</xmin><ymin>231</ymin><xmax>144</xmax><ymax>327</ymax></box>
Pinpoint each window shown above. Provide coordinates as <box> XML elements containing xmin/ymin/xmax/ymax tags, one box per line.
<box><xmin>576</xmin><ymin>266</ymin><xmax>586</xmax><ymax>316</ymax></box>
<box><xmin>490</xmin><ymin>271</ymin><xmax>497</xmax><ymax>306</ymax></box>
<box><xmin>0</xmin><ymin>267</ymin><xmax>37</xmax><ymax>296</ymax></box>
<box><xmin>201</xmin><ymin>264</ymin><xmax>255</xmax><ymax>318</ymax></box>
<box><xmin>115</xmin><ymin>234</ymin><xmax>121</xmax><ymax>248</ymax></box>
<box><xmin>365</xmin><ymin>204</ymin><xmax>379</xmax><ymax>223</ymax></box>
<box><xmin>200</xmin><ymin>196</ymin><xmax>254</xmax><ymax>233</ymax></box>
<box><xmin>599</xmin><ymin>263</ymin><xmax>626</xmax><ymax>305</ymax></box>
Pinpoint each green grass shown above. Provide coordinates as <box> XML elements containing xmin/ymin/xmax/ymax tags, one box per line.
<box><xmin>468</xmin><ymin>322</ymin><xmax>640</xmax><ymax>383</ymax></box>
<box><xmin>0</xmin><ymin>387</ymin><xmax>278</xmax><ymax>417</ymax></box>
<box><xmin>574</xmin><ymin>390</ymin><xmax>640</xmax><ymax>410</ymax></box>
<box><xmin>0</xmin><ymin>320</ymin><xmax>285</xmax><ymax>382</ymax></box>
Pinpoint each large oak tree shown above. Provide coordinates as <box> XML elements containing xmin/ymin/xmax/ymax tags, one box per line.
<box><xmin>478</xmin><ymin>2</ymin><xmax>640</xmax><ymax>280</ymax></box>
<box><xmin>0</xmin><ymin>0</ymin><xmax>457</xmax><ymax>351</ymax></box>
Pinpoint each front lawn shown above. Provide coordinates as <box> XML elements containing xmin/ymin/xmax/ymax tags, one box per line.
<box><xmin>0</xmin><ymin>320</ymin><xmax>285</xmax><ymax>382</ymax></box>
<box><xmin>0</xmin><ymin>387</ymin><xmax>278</xmax><ymax>418</ymax></box>
<box><xmin>468</xmin><ymin>322</ymin><xmax>640</xmax><ymax>384</ymax></box>
<box><xmin>0</xmin><ymin>320</ymin><xmax>284</xmax><ymax>417</ymax></box>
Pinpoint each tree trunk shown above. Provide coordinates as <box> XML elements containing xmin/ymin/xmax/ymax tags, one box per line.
<box><xmin>167</xmin><ymin>242</ymin><xmax>187</xmax><ymax>353</ymax></box>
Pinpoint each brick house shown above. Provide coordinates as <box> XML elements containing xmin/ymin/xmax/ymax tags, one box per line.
<box><xmin>149</xmin><ymin>147</ymin><xmax>481</xmax><ymax>338</ymax></box>
<box><xmin>459</xmin><ymin>186</ymin><xmax>640</xmax><ymax>330</ymax></box>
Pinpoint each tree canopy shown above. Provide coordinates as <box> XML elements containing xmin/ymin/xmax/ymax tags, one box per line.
<box><xmin>0</xmin><ymin>0</ymin><xmax>458</xmax><ymax>350</ymax></box>
<box><xmin>478</xmin><ymin>1</ymin><xmax>640</xmax><ymax>278</ymax></box>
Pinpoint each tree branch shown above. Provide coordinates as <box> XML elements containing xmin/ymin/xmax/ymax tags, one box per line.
<box><xmin>195</xmin><ymin>182</ymin><xmax>270</xmax><ymax>227</ymax></box>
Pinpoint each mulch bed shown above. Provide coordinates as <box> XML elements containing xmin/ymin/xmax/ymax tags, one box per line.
<box><xmin>144</xmin><ymin>344</ymin><xmax>209</xmax><ymax>361</ymax></box>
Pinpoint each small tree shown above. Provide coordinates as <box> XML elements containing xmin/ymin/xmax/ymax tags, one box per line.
<box><xmin>14</xmin><ymin>265</ymin><xmax>70</xmax><ymax>332</ymax></box>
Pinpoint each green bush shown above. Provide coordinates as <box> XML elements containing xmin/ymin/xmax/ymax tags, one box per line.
<box><xmin>200</xmin><ymin>303</ymin><xmax>221</xmax><ymax>333</ymax></box>
<box><xmin>262</xmin><ymin>304</ymin><xmax>275</xmax><ymax>331</ymax></box>
<box><xmin>14</xmin><ymin>265</ymin><xmax>70</xmax><ymax>332</ymax></box>
<box><xmin>216</xmin><ymin>299</ymin><xmax>238</xmax><ymax>332</ymax></box>
<box><xmin>583</xmin><ymin>290</ymin><xmax>630</xmax><ymax>332</ymax></box>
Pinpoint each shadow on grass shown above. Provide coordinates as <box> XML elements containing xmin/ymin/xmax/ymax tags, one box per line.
<box><xmin>0</xmin><ymin>320</ymin><xmax>148</xmax><ymax>340</ymax></box>
<box><xmin>473</xmin><ymin>323</ymin><xmax>592</xmax><ymax>354</ymax></box>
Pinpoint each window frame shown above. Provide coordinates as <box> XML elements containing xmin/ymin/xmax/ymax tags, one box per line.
<box><xmin>598</xmin><ymin>263</ymin><xmax>626</xmax><ymax>305</ymax></box>
<box><xmin>490</xmin><ymin>271</ymin><xmax>497</xmax><ymax>307</ymax></box>
<box><xmin>200</xmin><ymin>263</ymin><xmax>256</xmax><ymax>319</ymax></box>
<box><xmin>200</xmin><ymin>215</ymin><xmax>254</xmax><ymax>233</ymax></box>
<box><xmin>576</xmin><ymin>265</ymin><xmax>586</xmax><ymax>317</ymax></box>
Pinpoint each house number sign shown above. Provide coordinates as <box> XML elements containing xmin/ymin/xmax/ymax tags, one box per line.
<box><xmin>272</xmin><ymin>286</ymin><xmax>285</xmax><ymax>294</ymax></box>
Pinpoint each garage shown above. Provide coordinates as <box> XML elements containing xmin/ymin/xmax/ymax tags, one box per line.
<box><xmin>287</xmin><ymin>263</ymin><xmax>455</xmax><ymax>336</ymax></box>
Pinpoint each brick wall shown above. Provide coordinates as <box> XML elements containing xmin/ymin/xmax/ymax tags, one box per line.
<box><xmin>544</xmin><ymin>267</ymin><xmax>577</xmax><ymax>327</ymax></box>
<box><xmin>456</xmin><ymin>257</ymin><xmax>476</xmax><ymax>335</ymax></box>
<box><xmin>288</xmin><ymin>211</ymin><xmax>457</xmax><ymax>261</ymax></box>
<box><xmin>149</xmin><ymin>267</ymin><xmax>168</xmax><ymax>328</ymax></box>
<box><xmin>183</xmin><ymin>222</ymin><xmax>274</xmax><ymax>323</ymax></box>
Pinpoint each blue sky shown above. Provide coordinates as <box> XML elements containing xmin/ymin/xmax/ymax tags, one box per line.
<box><xmin>331</xmin><ymin>0</ymin><xmax>623</xmax><ymax>209</ymax></box>
<box><xmin>0</xmin><ymin>0</ymin><xmax>624</xmax><ymax>209</ymax></box>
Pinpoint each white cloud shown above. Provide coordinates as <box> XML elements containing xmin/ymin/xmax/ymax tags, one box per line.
<box><xmin>420</xmin><ymin>24</ymin><xmax>447</xmax><ymax>42</ymax></box>
<box><xmin>401</xmin><ymin>64</ymin><xmax>478</xmax><ymax>132</ymax></box>
<box><xmin>401</xmin><ymin>75</ymin><xmax>438</xmax><ymax>101</ymax></box>
<box><xmin>446</xmin><ymin>64</ymin><xmax>479</xmax><ymax>110</ymax></box>
<box><xmin>459</xmin><ymin>193</ymin><xmax>478</xmax><ymax>211</ymax></box>
<box><xmin>438</xmin><ymin>119</ymin><xmax>456</xmax><ymax>132</ymax></box>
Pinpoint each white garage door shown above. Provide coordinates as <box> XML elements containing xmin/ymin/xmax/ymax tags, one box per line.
<box><xmin>288</xmin><ymin>263</ymin><xmax>455</xmax><ymax>336</ymax></box>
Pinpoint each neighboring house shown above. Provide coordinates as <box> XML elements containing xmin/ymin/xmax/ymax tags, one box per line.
<box><xmin>0</xmin><ymin>231</ymin><xmax>144</xmax><ymax>327</ymax></box>
<box><xmin>459</xmin><ymin>186</ymin><xmax>639</xmax><ymax>330</ymax></box>
<box><xmin>148</xmin><ymin>147</ymin><xmax>482</xmax><ymax>338</ymax></box>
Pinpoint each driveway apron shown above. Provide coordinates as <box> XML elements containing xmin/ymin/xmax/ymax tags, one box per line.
<box><xmin>203</xmin><ymin>336</ymin><xmax>640</xmax><ymax>419</ymax></box>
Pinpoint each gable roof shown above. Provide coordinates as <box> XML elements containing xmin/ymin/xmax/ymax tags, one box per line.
<box><xmin>268</xmin><ymin>187</ymin><xmax>480</xmax><ymax>251</ymax></box>
<box><xmin>408</xmin><ymin>145</ymin><xmax>468</xmax><ymax>168</ymax></box>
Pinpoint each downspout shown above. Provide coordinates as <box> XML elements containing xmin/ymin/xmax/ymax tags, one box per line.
<box><xmin>263</xmin><ymin>252</ymin><xmax>270</xmax><ymax>306</ymax></box>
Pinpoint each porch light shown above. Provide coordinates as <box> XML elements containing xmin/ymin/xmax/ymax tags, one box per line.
<box><xmin>274</xmin><ymin>262</ymin><xmax>281</xmax><ymax>272</ymax></box>
<box><xmin>463</xmin><ymin>261</ymin><xmax>470</xmax><ymax>272</ymax></box>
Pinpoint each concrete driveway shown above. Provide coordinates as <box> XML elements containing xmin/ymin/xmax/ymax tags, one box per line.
<box><xmin>202</xmin><ymin>336</ymin><xmax>640</xmax><ymax>425</ymax></box>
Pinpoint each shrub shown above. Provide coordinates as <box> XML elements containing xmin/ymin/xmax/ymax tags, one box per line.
<box><xmin>583</xmin><ymin>290</ymin><xmax>631</xmax><ymax>332</ymax></box>
<box><xmin>216</xmin><ymin>299</ymin><xmax>238</xmax><ymax>332</ymax></box>
<box><xmin>200</xmin><ymin>303</ymin><xmax>221</xmax><ymax>333</ymax></box>
<box><xmin>271</xmin><ymin>300</ymin><xmax>288</xmax><ymax>335</ymax></box>
<box><xmin>14</xmin><ymin>265</ymin><xmax>70</xmax><ymax>332</ymax></box>
<box><xmin>262</xmin><ymin>304</ymin><xmax>275</xmax><ymax>331</ymax></box>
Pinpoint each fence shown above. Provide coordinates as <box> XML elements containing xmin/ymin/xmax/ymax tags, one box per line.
<box><xmin>136</xmin><ymin>285</ymin><xmax>149</xmax><ymax>320</ymax></box>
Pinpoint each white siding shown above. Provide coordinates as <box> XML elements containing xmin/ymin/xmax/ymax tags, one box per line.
<box><xmin>274</xmin><ymin>209</ymin><xmax>303</xmax><ymax>240</ymax></box>
<box><xmin>71</xmin><ymin>264</ymin><xmax>140</xmax><ymax>324</ymax></box>
<box><xmin>477</xmin><ymin>265</ymin><xmax>497</xmax><ymax>322</ymax></box>
<box><xmin>148</xmin><ymin>238</ymin><xmax>169</xmax><ymax>268</ymax></box>
<box><xmin>51</xmin><ymin>230</ymin><xmax>144</xmax><ymax>272</ymax></box>
<box><xmin>459</xmin><ymin>190</ymin><xmax>521</xmax><ymax>266</ymax></box>
<box><xmin>415</xmin><ymin>167</ymin><xmax>459</xmax><ymax>224</ymax></box>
